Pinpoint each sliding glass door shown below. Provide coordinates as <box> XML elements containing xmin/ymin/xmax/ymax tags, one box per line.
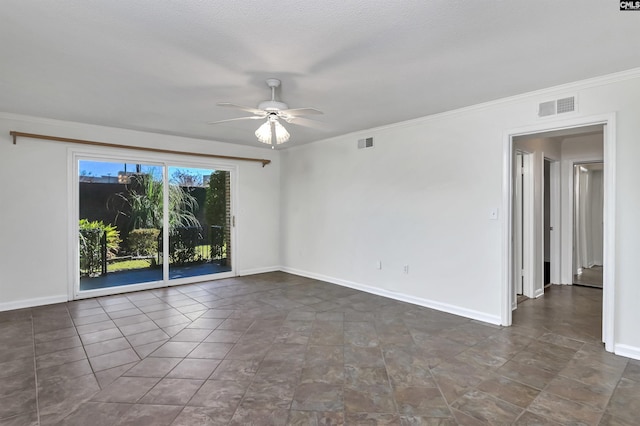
<box><xmin>166</xmin><ymin>166</ymin><xmax>232</xmax><ymax>280</ymax></box>
<box><xmin>79</xmin><ymin>160</ymin><xmax>164</xmax><ymax>291</ymax></box>
<box><xmin>76</xmin><ymin>156</ymin><xmax>233</xmax><ymax>296</ymax></box>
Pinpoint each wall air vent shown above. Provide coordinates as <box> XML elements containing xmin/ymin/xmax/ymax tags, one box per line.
<box><xmin>357</xmin><ymin>137</ymin><xmax>374</xmax><ymax>149</ymax></box>
<box><xmin>556</xmin><ymin>96</ymin><xmax>575</xmax><ymax>114</ymax></box>
<box><xmin>538</xmin><ymin>95</ymin><xmax>576</xmax><ymax>118</ymax></box>
<box><xmin>538</xmin><ymin>100</ymin><xmax>556</xmax><ymax>117</ymax></box>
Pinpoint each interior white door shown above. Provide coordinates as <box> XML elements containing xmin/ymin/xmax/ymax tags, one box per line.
<box><xmin>514</xmin><ymin>152</ymin><xmax>524</xmax><ymax>297</ymax></box>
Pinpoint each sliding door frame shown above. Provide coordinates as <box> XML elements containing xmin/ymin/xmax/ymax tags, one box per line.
<box><xmin>68</xmin><ymin>147</ymin><xmax>238</xmax><ymax>300</ymax></box>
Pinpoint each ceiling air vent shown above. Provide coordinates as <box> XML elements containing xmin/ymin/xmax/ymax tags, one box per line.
<box><xmin>538</xmin><ymin>96</ymin><xmax>576</xmax><ymax>118</ymax></box>
<box><xmin>357</xmin><ymin>137</ymin><xmax>374</xmax><ymax>149</ymax></box>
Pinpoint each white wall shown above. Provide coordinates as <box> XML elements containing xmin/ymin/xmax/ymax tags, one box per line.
<box><xmin>280</xmin><ymin>71</ymin><xmax>640</xmax><ymax>356</ymax></box>
<box><xmin>0</xmin><ymin>114</ymin><xmax>280</xmax><ymax>309</ymax></box>
<box><xmin>281</xmin><ymin>108</ymin><xmax>511</xmax><ymax>324</ymax></box>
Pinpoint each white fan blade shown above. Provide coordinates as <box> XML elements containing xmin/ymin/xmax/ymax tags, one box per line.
<box><xmin>208</xmin><ymin>116</ymin><xmax>264</xmax><ymax>125</ymax></box>
<box><xmin>286</xmin><ymin>116</ymin><xmax>325</xmax><ymax>130</ymax></box>
<box><xmin>217</xmin><ymin>103</ymin><xmax>266</xmax><ymax>116</ymax></box>
<box><xmin>280</xmin><ymin>107</ymin><xmax>323</xmax><ymax>117</ymax></box>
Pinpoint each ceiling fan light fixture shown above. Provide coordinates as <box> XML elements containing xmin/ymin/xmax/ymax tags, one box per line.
<box><xmin>273</xmin><ymin>120</ymin><xmax>290</xmax><ymax>144</ymax></box>
<box><xmin>255</xmin><ymin>120</ymin><xmax>273</xmax><ymax>144</ymax></box>
<box><xmin>255</xmin><ymin>113</ymin><xmax>290</xmax><ymax>146</ymax></box>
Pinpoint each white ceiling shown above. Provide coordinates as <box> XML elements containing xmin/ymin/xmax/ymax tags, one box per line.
<box><xmin>1</xmin><ymin>1</ymin><xmax>639</xmax><ymax>149</ymax></box>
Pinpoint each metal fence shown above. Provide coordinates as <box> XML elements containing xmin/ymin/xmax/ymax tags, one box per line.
<box><xmin>79</xmin><ymin>228</ymin><xmax>108</xmax><ymax>277</ymax></box>
<box><xmin>158</xmin><ymin>225</ymin><xmax>225</xmax><ymax>266</ymax></box>
<box><xmin>81</xmin><ymin>225</ymin><xmax>226</xmax><ymax>277</ymax></box>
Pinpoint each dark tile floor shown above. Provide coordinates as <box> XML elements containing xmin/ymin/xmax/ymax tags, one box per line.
<box><xmin>0</xmin><ymin>272</ymin><xmax>637</xmax><ymax>425</ymax></box>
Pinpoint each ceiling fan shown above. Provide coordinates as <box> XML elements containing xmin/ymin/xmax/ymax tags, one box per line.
<box><xmin>209</xmin><ymin>78</ymin><xmax>322</xmax><ymax>147</ymax></box>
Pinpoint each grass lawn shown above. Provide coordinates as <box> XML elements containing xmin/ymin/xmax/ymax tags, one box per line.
<box><xmin>105</xmin><ymin>244</ymin><xmax>226</xmax><ymax>273</ymax></box>
<box><xmin>108</xmin><ymin>258</ymin><xmax>154</xmax><ymax>272</ymax></box>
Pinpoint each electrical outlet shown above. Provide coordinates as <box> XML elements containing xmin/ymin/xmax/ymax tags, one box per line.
<box><xmin>403</xmin><ymin>265</ymin><xmax>409</xmax><ymax>274</ymax></box>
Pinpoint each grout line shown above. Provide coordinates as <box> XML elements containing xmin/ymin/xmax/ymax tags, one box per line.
<box><xmin>379</xmin><ymin>318</ymin><xmax>401</xmax><ymax>418</ymax></box>
<box><xmin>65</xmin><ymin>304</ymin><xmax>110</xmax><ymax>402</ymax></box>
<box><xmin>225</xmin><ymin>314</ymin><xmax>289</xmax><ymax>420</ymax></box>
<box><xmin>31</xmin><ymin>314</ymin><xmax>41</xmax><ymax>426</ymax></box>
<box><xmin>291</xmin><ymin>310</ymin><xmax>319</xmax><ymax>423</ymax></box>
<box><xmin>178</xmin><ymin>309</ymin><xmax>257</xmax><ymax>420</ymax></box>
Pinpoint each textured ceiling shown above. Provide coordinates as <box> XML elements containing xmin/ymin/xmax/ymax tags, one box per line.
<box><xmin>1</xmin><ymin>1</ymin><xmax>639</xmax><ymax>148</ymax></box>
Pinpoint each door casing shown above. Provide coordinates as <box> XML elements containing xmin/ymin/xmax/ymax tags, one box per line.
<box><xmin>502</xmin><ymin>113</ymin><xmax>616</xmax><ymax>352</ymax></box>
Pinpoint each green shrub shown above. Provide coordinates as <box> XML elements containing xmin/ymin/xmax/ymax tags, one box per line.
<box><xmin>79</xmin><ymin>219</ymin><xmax>121</xmax><ymax>277</ymax></box>
<box><xmin>169</xmin><ymin>239</ymin><xmax>196</xmax><ymax>265</ymax></box>
<box><xmin>168</xmin><ymin>227</ymin><xmax>202</xmax><ymax>265</ymax></box>
<box><xmin>127</xmin><ymin>228</ymin><xmax>160</xmax><ymax>256</ymax></box>
<box><xmin>112</xmin><ymin>172</ymin><xmax>200</xmax><ymax>232</ymax></box>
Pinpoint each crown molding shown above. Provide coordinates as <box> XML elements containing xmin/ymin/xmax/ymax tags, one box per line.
<box><xmin>293</xmin><ymin>66</ymin><xmax>640</xmax><ymax>150</ymax></box>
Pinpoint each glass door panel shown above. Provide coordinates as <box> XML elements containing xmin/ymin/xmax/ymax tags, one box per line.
<box><xmin>79</xmin><ymin>160</ymin><xmax>164</xmax><ymax>291</ymax></box>
<box><xmin>167</xmin><ymin>167</ymin><xmax>232</xmax><ymax>280</ymax></box>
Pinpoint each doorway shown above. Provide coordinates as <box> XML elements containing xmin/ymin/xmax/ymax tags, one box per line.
<box><xmin>544</xmin><ymin>158</ymin><xmax>551</xmax><ymax>286</ymax></box>
<box><xmin>511</xmin><ymin>139</ymin><xmax>556</xmax><ymax>303</ymax></box>
<box><xmin>573</xmin><ymin>162</ymin><xmax>604</xmax><ymax>288</ymax></box>
<box><xmin>502</xmin><ymin>114</ymin><xmax>615</xmax><ymax>351</ymax></box>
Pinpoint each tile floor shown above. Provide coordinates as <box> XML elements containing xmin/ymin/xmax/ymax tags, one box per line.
<box><xmin>0</xmin><ymin>272</ymin><xmax>637</xmax><ymax>425</ymax></box>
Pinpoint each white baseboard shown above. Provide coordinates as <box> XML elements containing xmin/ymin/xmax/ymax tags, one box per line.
<box><xmin>1</xmin><ymin>268</ymin><xmax>503</xmax><ymax>327</ymax></box>
<box><xmin>281</xmin><ymin>267</ymin><xmax>501</xmax><ymax>325</ymax></box>
<box><xmin>0</xmin><ymin>295</ymin><xmax>68</xmax><ymax>312</ymax></box>
<box><xmin>615</xmin><ymin>344</ymin><xmax>640</xmax><ymax>361</ymax></box>
<box><xmin>238</xmin><ymin>266</ymin><xmax>282</xmax><ymax>276</ymax></box>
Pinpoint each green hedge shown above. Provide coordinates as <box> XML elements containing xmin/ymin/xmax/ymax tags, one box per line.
<box><xmin>127</xmin><ymin>228</ymin><xmax>160</xmax><ymax>256</ymax></box>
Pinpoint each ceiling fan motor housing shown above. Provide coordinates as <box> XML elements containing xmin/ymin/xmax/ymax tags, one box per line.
<box><xmin>258</xmin><ymin>78</ymin><xmax>288</xmax><ymax>111</ymax></box>
<box><xmin>257</xmin><ymin>100</ymin><xmax>288</xmax><ymax>111</ymax></box>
